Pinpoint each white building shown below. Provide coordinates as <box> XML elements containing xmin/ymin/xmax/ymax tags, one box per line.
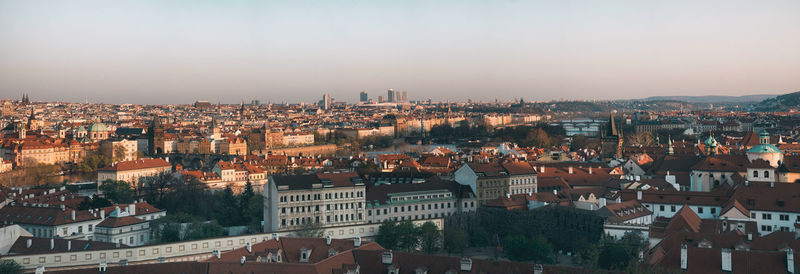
<box><xmin>264</xmin><ymin>172</ymin><xmax>367</xmax><ymax>232</ymax></box>
<box><xmin>364</xmin><ymin>176</ymin><xmax>477</xmax><ymax>224</ymax></box>
<box><xmin>94</xmin><ymin>206</ymin><xmax>150</xmax><ymax>246</ymax></box>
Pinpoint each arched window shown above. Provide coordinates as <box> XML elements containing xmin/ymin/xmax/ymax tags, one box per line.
<box><xmin>764</xmin><ymin>171</ymin><xmax>769</xmax><ymax>178</ymax></box>
<box><xmin>753</xmin><ymin>170</ymin><xmax>758</xmax><ymax>178</ymax></box>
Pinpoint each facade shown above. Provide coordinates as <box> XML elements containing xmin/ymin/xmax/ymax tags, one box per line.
<box><xmin>364</xmin><ymin>176</ymin><xmax>477</xmax><ymax>224</ymax></box>
<box><xmin>97</xmin><ymin>158</ymin><xmax>171</xmax><ymax>185</ymax></box>
<box><xmin>94</xmin><ymin>206</ymin><xmax>150</xmax><ymax>247</ymax></box>
<box><xmin>282</xmin><ymin>133</ymin><xmax>314</xmax><ymax>147</ymax></box>
<box><xmin>100</xmin><ymin>139</ymin><xmax>138</xmax><ymax>162</ymax></box>
<box><xmin>454</xmin><ymin>162</ymin><xmax>538</xmax><ymax>205</ymax></box>
<box><xmin>264</xmin><ymin>172</ymin><xmax>367</xmax><ymax>232</ymax></box>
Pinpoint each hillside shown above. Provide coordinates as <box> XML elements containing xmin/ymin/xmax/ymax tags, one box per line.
<box><xmin>751</xmin><ymin>91</ymin><xmax>800</xmax><ymax>111</ymax></box>
<box><xmin>642</xmin><ymin>94</ymin><xmax>777</xmax><ymax>103</ymax></box>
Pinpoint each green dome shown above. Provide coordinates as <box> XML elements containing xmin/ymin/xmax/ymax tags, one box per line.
<box><xmin>747</xmin><ymin>143</ymin><xmax>782</xmax><ymax>154</ymax></box>
<box><xmin>88</xmin><ymin>122</ymin><xmax>107</xmax><ymax>132</ymax></box>
<box><xmin>759</xmin><ymin>130</ymin><xmax>770</xmax><ymax>138</ymax></box>
<box><xmin>76</xmin><ymin>126</ymin><xmax>86</xmax><ymax>132</ymax></box>
<box><xmin>704</xmin><ymin>135</ymin><xmax>718</xmax><ymax>147</ymax></box>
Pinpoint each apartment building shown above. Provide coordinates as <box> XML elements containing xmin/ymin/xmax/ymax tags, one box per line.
<box><xmin>454</xmin><ymin>161</ymin><xmax>538</xmax><ymax>204</ymax></box>
<box><xmin>364</xmin><ymin>176</ymin><xmax>477</xmax><ymax>224</ymax></box>
<box><xmin>97</xmin><ymin>158</ymin><xmax>171</xmax><ymax>185</ymax></box>
<box><xmin>264</xmin><ymin>172</ymin><xmax>367</xmax><ymax>232</ymax></box>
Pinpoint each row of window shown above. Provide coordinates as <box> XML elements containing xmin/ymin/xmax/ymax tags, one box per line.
<box><xmin>280</xmin><ymin>202</ymin><xmax>363</xmax><ymax>214</ymax></box>
<box><xmin>754</xmin><ymin>213</ymin><xmax>793</xmax><ymax>221</ymax></box>
<box><xmin>280</xmin><ymin>191</ymin><xmax>364</xmax><ymax>203</ymax></box>
<box><xmin>281</xmin><ymin>213</ymin><xmax>364</xmax><ymax>227</ymax></box>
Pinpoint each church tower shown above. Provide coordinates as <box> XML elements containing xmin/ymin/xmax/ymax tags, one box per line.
<box><xmin>601</xmin><ymin>112</ymin><xmax>623</xmax><ymax>159</ymax></box>
<box><xmin>148</xmin><ymin>117</ymin><xmax>165</xmax><ymax>154</ymax></box>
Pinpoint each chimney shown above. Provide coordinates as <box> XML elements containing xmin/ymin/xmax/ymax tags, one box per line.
<box><xmin>568</xmin><ymin>166</ymin><xmax>573</xmax><ymax>174</ymax></box>
<box><xmin>637</xmin><ymin>191</ymin><xmax>642</xmax><ymax>201</ymax></box>
<box><xmin>771</xmin><ymin>182</ymin><xmax>775</xmax><ymax>188</ymax></box>
<box><xmin>382</xmin><ymin>250</ymin><xmax>393</xmax><ymax>264</ymax></box>
<box><xmin>100</xmin><ymin>209</ymin><xmax>105</xmax><ymax>219</ymax></box>
<box><xmin>599</xmin><ymin>198</ymin><xmax>607</xmax><ymax>208</ymax></box>
<box><xmin>540</xmin><ymin>166</ymin><xmax>545</xmax><ymax>173</ymax></box>
<box><xmin>272</xmin><ymin>233</ymin><xmax>279</xmax><ymax>241</ymax></box>
<box><xmin>721</xmin><ymin>248</ymin><xmax>732</xmax><ymax>272</ymax></box>
<box><xmin>588</xmin><ymin>167</ymin><xmax>593</xmax><ymax>174</ymax></box>
<box><xmin>552</xmin><ymin>189</ymin><xmax>558</xmax><ymax>196</ymax></box>
<box><xmin>128</xmin><ymin>204</ymin><xmax>136</xmax><ymax>215</ymax></box>
<box><xmin>747</xmin><ymin>233</ymin><xmax>753</xmax><ymax>241</ymax></box>
<box><xmin>212</xmin><ymin>250</ymin><xmax>221</xmax><ymax>259</ymax></box>
<box><xmin>67</xmin><ymin>240</ymin><xmax>71</xmax><ymax>251</ymax></box>
<box><xmin>71</xmin><ymin>210</ymin><xmax>76</xmax><ymax>220</ymax></box>
<box><xmin>354</xmin><ymin>236</ymin><xmax>362</xmax><ymax>247</ymax></box>
<box><xmin>460</xmin><ymin>257</ymin><xmax>473</xmax><ymax>272</ymax></box>
<box><xmin>505</xmin><ymin>193</ymin><xmax>510</xmax><ymax>199</ymax></box>
<box><xmin>246</xmin><ymin>242</ymin><xmax>252</xmax><ymax>253</ymax></box>
<box><xmin>116</xmin><ymin>242</ymin><xmax>120</xmax><ymax>248</ymax></box>
<box><xmin>326</xmin><ymin>235</ymin><xmax>332</xmax><ymax>245</ymax></box>
<box><xmin>788</xmin><ymin>248</ymin><xmax>795</xmax><ymax>274</ymax></box>
<box><xmin>60</xmin><ymin>204</ymin><xmax>66</xmax><ymax>211</ymax></box>
<box><xmin>50</xmin><ymin>238</ymin><xmax>55</xmax><ymax>250</ymax></box>
<box><xmin>26</xmin><ymin>239</ymin><xmax>32</xmax><ymax>248</ymax></box>
<box><xmin>680</xmin><ymin>244</ymin><xmax>688</xmax><ymax>270</ymax></box>
<box><xmin>240</xmin><ymin>256</ymin><xmax>246</xmax><ymax>265</ymax></box>
<box><xmin>35</xmin><ymin>266</ymin><xmax>45</xmax><ymax>274</ymax></box>
<box><xmin>99</xmin><ymin>262</ymin><xmax>107</xmax><ymax>273</ymax></box>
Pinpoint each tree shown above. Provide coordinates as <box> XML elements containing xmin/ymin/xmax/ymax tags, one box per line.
<box><xmin>396</xmin><ymin>221</ymin><xmax>422</xmax><ymax>252</ymax></box>
<box><xmin>24</xmin><ymin>164</ymin><xmax>61</xmax><ymax>186</ymax></box>
<box><xmin>419</xmin><ymin>222</ymin><xmax>441</xmax><ymax>254</ymax></box>
<box><xmin>627</xmin><ymin>132</ymin><xmax>655</xmax><ymax>147</ymax></box>
<box><xmin>76</xmin><ymin>152</ymin><xmax>111</xmax><ymax>174</ymax></box>
<box><xmin>0</xmin><ymin>260</ymin><xmax>23</xmax><ymax>274</ymax></box>
<box><xmin>113</xmin><ymin>144</ymin><xmax>127</xmax><ymax>162</ymax></box>
<box><xmin>294</xmin><ymin>222</ymin><xmax>326</xmax><ymax>238</ymax></box>
<box><xmin>597</xmin><ymin>232</ymin><xmax>646</xmax><ymax>271</ymax></box>
<box><xmin>99</xmin><ymin>179</ymin><xmax>135</xmax><ymax>204</ymax></box>
<box><xmin>570</xmin><ymin>134</ymin><xmax>588</xmax><ymax>151</ymax></box>
<box><xmin>376</xmin><ymin>221</ymin><xmax>400</xmax><ymax>250</ymax></box>
<box><xmin>443</xmin><ymin>226</ymin><xmax>468</xmax><ymax>254</ymax></box>
<box><xmin>503</xmin><ymin>234</ymin><xmax>556</xmax><ymax>263</ymax></box>
<box><xmin>185</xmin><ymin>221</ymin><xmax>226</xmax><ymax>240</ymax></box>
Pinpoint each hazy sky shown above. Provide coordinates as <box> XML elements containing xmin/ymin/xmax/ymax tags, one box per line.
<box><xmin>1</xmin><ymin>0</ymin><xmax>799</xmax><ymax>104</ymax></box>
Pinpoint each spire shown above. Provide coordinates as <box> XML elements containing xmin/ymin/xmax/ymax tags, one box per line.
<box><xmin>667</xmin><ymin>134</ymin><xmax>674</xmax><ymax>155</ymax></box>
<box><xmin>607</xmin><ymin>112</ymin><xmax>618</xmax><ymax>137</ymax></box>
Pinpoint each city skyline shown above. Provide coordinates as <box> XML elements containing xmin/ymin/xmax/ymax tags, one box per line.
<box><xmin>1</xmin><ymin>0</ymin><xmax>799</xmax><ymax>104</ymax></box>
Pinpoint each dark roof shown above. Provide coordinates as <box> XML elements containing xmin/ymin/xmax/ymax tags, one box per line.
<box><xmin>272</xmin><ymin>172</ymin><xmax>363</xmax><ymax>190</ymax></box>
<box><xmin>365</xmin><ymin>177</ymin><xmax>474</xmax><ymax>206</ymax></box>
<box><xmin>96</xmin><ymin>216</ymin><xmax>147</xmax><ymax>228</ymax></box>
<box><xmin>8</xmin><ymin>236</ymin><xmax>126</xmax><ymax>255</ymax></box>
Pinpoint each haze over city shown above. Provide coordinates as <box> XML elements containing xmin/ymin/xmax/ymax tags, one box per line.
<box><xmin>1</xmin><ymin>0</ymin><xmax>799</xmax><ymax>104</ymax></box>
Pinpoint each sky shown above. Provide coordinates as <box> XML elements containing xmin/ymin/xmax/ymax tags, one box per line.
<box><xmin>0</xmin><ymin>0</ymin><xmax>799</xmax><ymax>104</ymax></box>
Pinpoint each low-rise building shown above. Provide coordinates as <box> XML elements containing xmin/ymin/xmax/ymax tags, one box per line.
<box><xmin>97</xmin><ymin>158</ymin><xmax>171</xmax><ymax>185</ymax></box>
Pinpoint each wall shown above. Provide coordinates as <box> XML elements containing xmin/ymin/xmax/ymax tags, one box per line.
<box><xmin>7</xmin><ymin>219</ymin><xmax>443</xmax><ymax>271</ymax></box>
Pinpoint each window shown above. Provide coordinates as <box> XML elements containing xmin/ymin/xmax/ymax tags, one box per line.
<box><xmin>780</xmin><ymin>214</ymin><xmax>789</xmax><ymax>221</ymax></box>
<box><xmin>698</xmin><ymin>207</ymin><xmax>704</xmax><ymax>214</ymax></box>
<box><xmin>764</xmin><ymin>171</ymin><xmax>769</xmax><ymax>178</ymax></box>
<box><xmin>762</xmin><ymin>213</ymin><xmax>772</xmax><ymax>220</ymax></box>
<box><xmin>753</xmin><ymin>170</ymin><xmax>758</xmax><ymax>178</ymax></box>
<box><xmin>670</xmin><ymin>205</ymin><xmax>676</xmax><ymax>212</ymax></box>
<box><xmin>710</xmin><ymin>208</ymin><xmax>716</xmax><ymax>214</ymax></box>
<box><xmin>660</xmin><ymin>205</ymin><xmax>665</xmax><ymax>211</ymax></box>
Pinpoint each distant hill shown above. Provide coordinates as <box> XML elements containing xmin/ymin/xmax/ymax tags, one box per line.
<box><xmin>641</xmin><ymin>94</ymin><xmax>777</xmax><ymax>104</ymax></box>
<box><xmin>751</xmin><ymin>91</ymin><xmax>800</xmax><ymax>112</ymax></box>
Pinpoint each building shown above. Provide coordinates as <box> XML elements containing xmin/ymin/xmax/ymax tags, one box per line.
<box><xmin>282</xmin><ymin>133</ymin><xmax>314</xmax><ymax>147</ymax></box>
<box><xmin>97</xmin><ymin>158</ymin><xmax>171</xmax><ymax>185</ymax></box>
<box><xmin>359</xmin><ymin>91</ymin><xmax>368</xmax><ymax>102</ymax></box>
<box><xmin>600</xmin><ymin>113</ymin><xmax>623</xmax><ymax>159</ymax></box>
<box><xmin>363</xmin><ymin>175</ymin><xmax>477</xmax><ymax>224</ymax></box>
<box><xmin>94</xmin><ymin>206</ymin><xmax>150</xmax><ymax>247</ymax></box>
<box><xmin>264</xmin><ymin>172</ymin><xmax>366</xmax><ymax>232</ymax></box>
<box><xmin>100</xmin><ymin>139</ymin><xmax>138</xmax><ymax>162</ymax></box>
<box><xmin>0</xmin><ymin>205</ymin><xmax>100</xmax><ymax>239</ymax></box>
<box><xmin>220</xmin><ymin>137</ymin><xmax>247</xmax><ymax>155</ymax></box>
<box><xmin>454</xmin><ymin>162</ymin><xmax>538</xmax><ymax>205</ymax></box>
<box><xmin>147</xmin><ymin>118</ymin><xmax>165</xmax><ymax>154</ymax></box>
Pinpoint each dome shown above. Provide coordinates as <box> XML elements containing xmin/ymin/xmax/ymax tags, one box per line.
<box><xmin>759</xmin><ymin>130</ymin><xmax>770</xmax><ymax>138</ymax></box>
<box><xmin>88</xmin><ymin>122</ymin><xmax>107</xmax><ymax>132</ymax></box>
<box><xmin>76</xmin><ymin>126</ymin><xmax>87</xmax><ymax>132</ymax></box>
<box><xmin>746</xmin><ymin>143</ymin><xmax>782</xmax><ymax>154</ymax></box>
<box><xmin>704</xmin><ymin>135</ymin><xmax>718</xmax><ymax>147</ymax></box>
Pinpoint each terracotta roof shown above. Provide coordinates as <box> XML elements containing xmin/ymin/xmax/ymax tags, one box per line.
<box><xmin>99</xmin><ymin>158</ymin><xmax>170</xmax><ymax>172</ymax></box>
<box><xmin>96</xmin><ymin>215</ymin><xmax>147</xmax><ymax>228</ymax></box>
<box><xmin>0</xmin><ymin>206</ymin><xmax>99</xmax><ymax>226</ymax></box>
<box><xmin>8</xmin><ymin>236</ymin><xmax>125</xmax><ymax>255</ymax></box>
